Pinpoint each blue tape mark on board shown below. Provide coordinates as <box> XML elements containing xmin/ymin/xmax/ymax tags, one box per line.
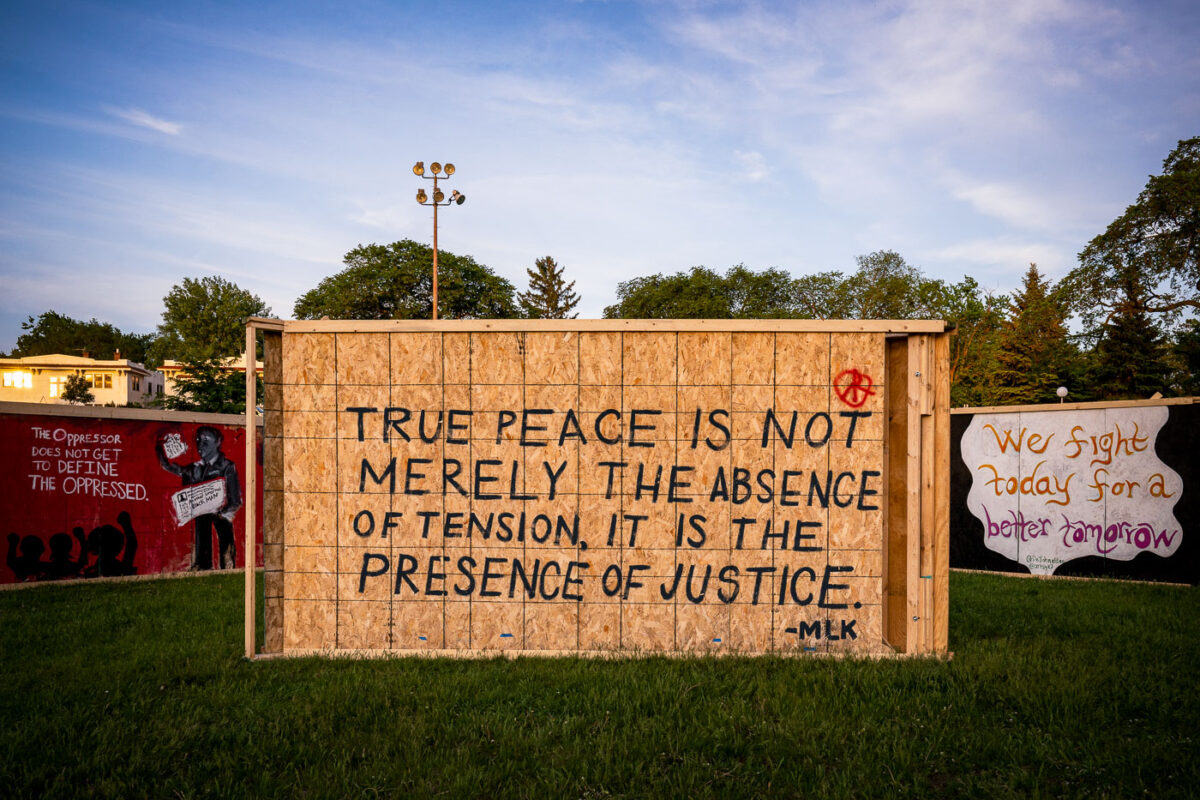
<box><xmin>418</xmin><ymin>636</ymin><xmax>427</xmax><ymax>641</ymax></box>
<box><xmin>803</xmin><ymin>647</ymin><xmax>817</xmax><ymax>653</ymax></box>
<box><xmin>921</xmin><ymin>575</ymin><xmax>933</xmax><ymax>579</ymax></box>
<box><xmin>500</xmin><ymin>633</ymin><xmax>514</xmax><ymax>638</ymax></box>
<box><xmin>712</xmin><ymin>638</ymin><xmax>722</xmax><ymax>643</ymax></box>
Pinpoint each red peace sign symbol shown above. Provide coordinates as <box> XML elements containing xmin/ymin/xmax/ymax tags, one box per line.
<box><xmin>834</xmin><ymin>368</ymin><xmax>875</xmax><ymax>408</ymax></box>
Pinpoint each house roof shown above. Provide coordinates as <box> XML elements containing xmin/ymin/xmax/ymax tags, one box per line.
<box><xmin>0</xmin><ymin>354</ymin><xmax>158</xmax><ymax>377</ymax></box>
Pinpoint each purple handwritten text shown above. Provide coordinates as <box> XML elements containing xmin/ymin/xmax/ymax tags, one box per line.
<box><xmin>1059</xmin><ymin>517</ymin><xmax>1178</xmax><ymax>555</ymax></box>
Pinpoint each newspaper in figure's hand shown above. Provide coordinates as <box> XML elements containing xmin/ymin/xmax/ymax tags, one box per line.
<box><xmin>171</xmin><ymin>479</ymin><xmax>227</xmax><ymax>526</ymax></box>
<box><xmin>162</xmin><ymin>432</ymin><xmax>187</xmax><ymax>460</ymax></box>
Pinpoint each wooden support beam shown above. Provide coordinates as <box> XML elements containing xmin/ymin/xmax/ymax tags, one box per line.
<box><xmin>244</xmin><ymin>323</ymin><xmax>257</xmax><ymax>659</ymax></box>
<box><xmin>884</xmin><ymin>338</ymin><xmax>908</xmax><ymax>651</ymax></box>
<box><xmin>932</xmin><ymin>332</ymin><xmax>951</xmax><ymax>653</ymax></box>
<box><xmin>905</xmin><ymin>336</ymin><xmax>924</xmax><ymax>653</ymax></box>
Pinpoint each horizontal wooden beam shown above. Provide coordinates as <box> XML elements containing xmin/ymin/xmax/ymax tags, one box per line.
<box><xmin>952</xmin><ymin>396</ymin><xmax>1197</xmax><ymax>414</ymax></box>
<box><xmin>276</xmin><ymin>318</ymin><xmax>951</xmax><ymax>334</ymax></box>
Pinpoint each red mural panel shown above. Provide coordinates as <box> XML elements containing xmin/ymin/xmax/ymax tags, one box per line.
<box><xmin>1</xmin><ymin>411</ymin><xmax>262</xmax><ymax>583</ymax></box>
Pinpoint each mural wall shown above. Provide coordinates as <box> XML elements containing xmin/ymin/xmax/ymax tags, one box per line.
<box><xmin>950</xmin><ymin>401</ymin><xmax>1199</xmax><ymax>584</ymax></box>
<box><xmin>1</xmin><ymin>404</ymin><xmax>263</xmax><ymax>584</ymax></box>
<box><xmin>260</xmin><ymin>320</ymin><xmax>953</xmax><ymax>657</ymax></box>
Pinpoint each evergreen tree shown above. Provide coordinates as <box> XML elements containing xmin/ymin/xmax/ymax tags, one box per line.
<box><xmin>1091</xmin><ymin>270</ymin><xmax>1171</xmax><ymax>399</ymax></box>
<box><xmin>992</xmin><ymin>265</ymin><xmax>1072</xmax><ymax>405</ymax></box>
<box><xmin>518</xmin><ymin>256</ymin><xmax>580</xmax><ymax>319</ymax></box>
<box><xmin>1170</xmin><ymin>320</ymin><xmax>1200</xmax><ymax>396</ymax></box>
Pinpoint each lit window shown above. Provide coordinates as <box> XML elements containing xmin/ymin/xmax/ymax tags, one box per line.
<box><xmin>49</xmin><ymin>376</ymin><xmax>63</xmax><ymax>397</ymax></box>
<box><xmin>85</xmin><ymin>373</ymin><xmax>113</xmax><ymax>389</ymax></box>
<box><xmin>3</xmin><ymin>371</ymin><xmax>33</xmax><ymax>389</ymax></box>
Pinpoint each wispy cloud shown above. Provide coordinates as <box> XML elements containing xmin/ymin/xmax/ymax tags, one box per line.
<box><xmin>734</xmin><ymin>151</ymin><xmax>769</xmax><ymax>182</ymax></box>
<box><xmin>103</xmin><ymin>107</ymin><xmax>182</xmax><ymax>135</ymax></box>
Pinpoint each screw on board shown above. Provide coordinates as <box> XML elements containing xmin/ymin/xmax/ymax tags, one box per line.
<box><xmin>914</xmin><ymin>371</ymin><xmax>922</xmax><ymax>377</ymax></box>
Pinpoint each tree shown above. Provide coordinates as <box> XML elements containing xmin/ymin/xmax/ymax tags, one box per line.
<box><xmin>604</xmin><ymin>265</ymin><xmax>800</xmax><ymax>319</ymax></box>
<box><xmin>13</xmin><ymin>311</ymin><xmax>153</xmax><ymax>364</ymax></box>
<box><xmin>1170</xmin><ymin>320</ymin><xmax>1200</xmax><ymax>395</ymax></box>
<box><xmin>158</xmin><ymin>358</ymin><xmax>259</xmax><ymax>415</ymax></box>
<box><xmin>60</xmin><ymin>374</ymin><xmax>94</xmax><ymax>405</ymax></box>
<box><xmin>519</xmin><ymin>256</ymin><xmax>580</xmax><ymax>319</ymax></box>
<box><xmin>1090</xmin><ymin>270</ymin><xmax>1172</xmax><ymax>400</ymax></box>
<box><xmin>790</xmin><ymin>271</ymin><xmax>858</xmax><ymax>318</ymax></box>
<box><xmin>932</xmin><ymin>277</ymin><xmax>1009</xmax><ymax>407</ymax></box>
<box><xmin>842</xmin><ymin>250</ymin><xmax>941</xmax><ymax>319</ymax></box>
<box><xmin>991</xmin><ymin>265</ymin><xmax>1074</xmax><ymax>405</ymax></box>
<box><xmin>153</xmin><ymin>277</ymin><xmax>270</xmax><ymax>364</ymax></box>
<box><xmin>1068</xmin><ymin>136</ymin><xmax>1200</xmax><ymax>333</ymax></box>
<box><xmin>294</xmin><ymin>240</ymin><xmax>518</xmax><ymax>320</ymax></box>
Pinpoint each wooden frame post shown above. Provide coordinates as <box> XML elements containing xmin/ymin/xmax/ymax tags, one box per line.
<box><xmin>244</xmin><ymin>324</ymin><xmax>257</xmax><ymax>658</ymax></box>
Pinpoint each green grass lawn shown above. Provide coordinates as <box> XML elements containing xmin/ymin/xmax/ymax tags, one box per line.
<box><xmin>1</xmin><ymin>571</ymin><xmax>1197</xmax><ymax>798</ymax></box>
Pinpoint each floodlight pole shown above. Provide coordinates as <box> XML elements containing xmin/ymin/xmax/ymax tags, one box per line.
<box><xmin>413</xmin><ymin>161</ymin><xmax>466</xmax><ymax>321</ymax></box>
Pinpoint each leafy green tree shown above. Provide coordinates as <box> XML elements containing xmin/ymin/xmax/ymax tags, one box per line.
<box><xmin>158</xmin><ymin>359</ymin><xmax>260</xmax><ymax>415</ymax></box>
<box><xmin>519</xmin><ymin>256</ymin><xmax>580</xmax><ymax>319</ymax></box>
<box><xmin>933</xmin><ymin>278</ymin><xmax>1010</xmax><ymax>407</ymax></box>
<box><xmin>1068</xmin><ymin>136</ymin><xmax>1200</xmax><ymax>332</ymax></box>
<box><xmin>842</xmin><ymin>250</ymin><xmax>944</xmax><ymax>319</ymax></box>
<box><xmin>1090</xmin><ymin>270</ymin><xmax>1172</xmax><ymax>400</ymax></box>
<box><xmin>604</xmin><ymin>265</ymin><xmax>800</xmax><ymax>319</ymax></box>
<box><xmin>13</xmin><ymin>311</ymin><xmax>153</xmax><ymax>364</ymax></box>
<box><xmin>152</xmin><ymin>277</ymin><xmax>270</xmax><ymax>365</ymax></box>
<box><xmin>294</xmin><ymin>240</ymin><xmax>518</xmax><ymax>320</ymax></box>
<box><xmin>991</xmin><ymin>265</ymin><xmax>1074</xmax><ymax>405</ymax></box>
<box><xmin>789</xmin><ymin>271</ymin><xmax>857</xmax><ymax>318</ymax></box>
<box><xmin>725</xmin><ymin>265</ymin><xmax>802</xmax><ymax>318</ymax></box>
<box><xmin>61</xmin><ymin>374</ymin><xmax>94</xmax><ymax>405</ymax></box>
<box><xmin>604</xmin><ymin>267</ymin><xmax>730</xmax><ymax>318</ymax></box>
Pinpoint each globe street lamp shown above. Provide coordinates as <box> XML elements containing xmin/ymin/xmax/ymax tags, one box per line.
<box><xmin>413</xmin><ymin>161</ymin><xmax>466</xmax><ymax>320</ymax></box>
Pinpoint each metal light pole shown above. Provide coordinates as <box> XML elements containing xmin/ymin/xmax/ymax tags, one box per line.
<box><xmin>413</xmin><ymin>161</ymin><xmax>465</xmax><ymax>320</ymax></box>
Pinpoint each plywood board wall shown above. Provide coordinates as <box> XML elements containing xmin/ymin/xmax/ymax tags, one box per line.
<box><xmin>254</xmin><ymin>320</ymin><xmax>950</xmax><ymax>658</ymax></box>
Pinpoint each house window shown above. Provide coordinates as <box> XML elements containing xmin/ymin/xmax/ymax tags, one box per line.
<box><xmin>3</xmin><ymin>371</ymin><xmax>33</xmax><ymax>389</ymax></box>
<box><xmin>85</xmin><ymin>373</ymin><xmax>113</xmax><ymax>389</ymax></box>
<box><xmin>48</xmin><ymin>376</ymin><xmax>63</xmax><ymax>397</ymax></box>
<box><xmin>132</xmin><ymin>376</ymin><xmax>140</xmax><ymax>391</ymax></box>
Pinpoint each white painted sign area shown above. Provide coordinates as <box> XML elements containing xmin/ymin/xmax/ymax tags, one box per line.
<box><xmin>961</xmin><ymin>407</ymin><xmax>1183</xmax><ymax>575</ymax></box>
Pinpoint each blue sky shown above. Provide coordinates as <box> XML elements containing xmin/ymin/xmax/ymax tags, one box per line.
<box><xmin>1</xmin><ymin>0</ymin><xmax>1198</xmax><ymax>353</ymax></box>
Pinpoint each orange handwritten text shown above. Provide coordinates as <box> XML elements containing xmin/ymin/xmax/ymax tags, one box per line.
<box><xmin>982</xmin><ymin>424</ymin><xmax>1053</xmax><ymax>454</ymax></box>
<box><xmin>1063</xmin><ymin>423</ymin><xmax>1149</xmax><ymax>466</ymax></box>
<box><xmin>977</xmin><ymin>461</ymin><xmax>1072</xmax><ymax>506</ymax></box>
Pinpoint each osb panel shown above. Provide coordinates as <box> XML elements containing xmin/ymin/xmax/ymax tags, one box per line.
<box><xmin>390</xmin><ymin>332</ymin><xmax>442</xmax><ymax>385</ymax></box>
<box><xmin>273</xmin><ymin>328</ymin><xmax>905</xmax><ymax>657</ymax></box>
<box><xmin>471</xmin><ymin>332</ymin><xmax>524</xmax><ymax>385</ymax></box>
<box><xmin>336</xmin><ymin>333</ymin><xmax>389</xmax><ymax>386</ymax></box>
<box><xmin>282</xmin><ymin>332</ymin><xmax>335</xmax><ymax>385</ymax></box>
<box><xmin>524</xmin><ymin>331</ymin><xmax>579</xmax><ymax>385</ymax></box>
<box><xmin>677</xmin><ymin>332</ymin><xmax>731</xmax><ymax>386</ymax></box>
<box><xmin>579</xmin><ymin>332</ymin><xmax>622</xmax><ymax>385</ymax></box>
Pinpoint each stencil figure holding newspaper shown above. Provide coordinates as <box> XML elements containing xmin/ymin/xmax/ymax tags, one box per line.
<box><xmin>157</xmin><ymin>426</ymin><xmax>242</xmax><ymax>570</ymax></box>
